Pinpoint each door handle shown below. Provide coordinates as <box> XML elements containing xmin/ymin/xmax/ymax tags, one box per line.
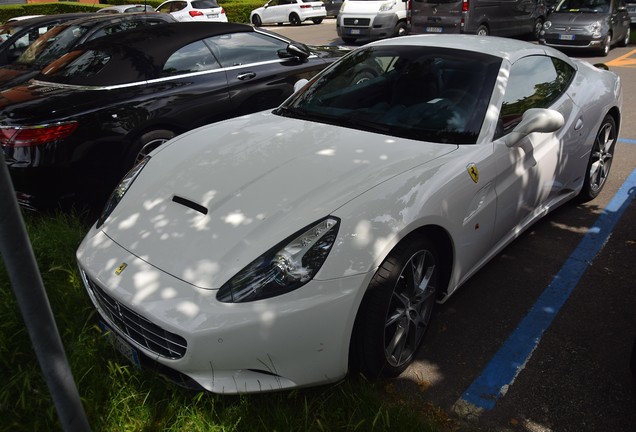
<box><xmin>237</xmin><ymin>72</ymin><xmax>256</xmax><ymax>81</ymax></box>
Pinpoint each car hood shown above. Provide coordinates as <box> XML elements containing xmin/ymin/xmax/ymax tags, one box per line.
<box><xmin>101</xmin><ymin>111</ymin><xmax>457</xmax><ymax>289</ymax></box>
<box><xmin>548</xmin><ymin>12</ymin><xmax>609</xmax><ymax>25</ymax></box>
<box><xmin>340</xmin><ymin>0</ymin><xmax>388</xmax><ymax>13</ymax></box>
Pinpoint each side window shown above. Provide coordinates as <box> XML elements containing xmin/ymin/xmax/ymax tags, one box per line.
<box><xmin>498</xmin><ymin>55</ymin><xmax>574</xmax><ymax>136</ymax></box>
<box><xmin>157</xmin><ymin>3</ymin><xmax>172</xmax><ymax>13</ymax></box>
<box><xmin>162</xmin><ymin>40</ymin><xmax>220</xmax><ymax>76</ymax></box>
<box><xmin>172</xmin><ymin>1</ymin><xmax>188</xmax><ymax>11</ymax></box>
<box><xmin>207</xmin><ymin>32</ymin><xmax>288</xmax><ymax>67</ymax></box>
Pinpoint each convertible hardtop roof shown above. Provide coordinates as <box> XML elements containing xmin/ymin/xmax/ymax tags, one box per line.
<box><xmin>75</xmin><ymin>22</ymin><xmax>256</xmax><ymax>58</ymax></box>
<box><xmin>57</xmin><ymin>10</ymin><xmax>175</xmax><ymax>27</ymax></box>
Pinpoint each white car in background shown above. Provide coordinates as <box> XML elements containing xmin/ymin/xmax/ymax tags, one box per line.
<box><xmin>77</xmin><ymin>34</ymin><xmax>622</xmax><ymax>394</ymax></box>
<box><xmin>250</xmin><ymin>0</ymin><xmax>326</xmax><ymax>26</ymax></box>
<box><xmin>156</xmin><ymin>0</ymin><xmax>228</xmax><ymax>22</ymax></box>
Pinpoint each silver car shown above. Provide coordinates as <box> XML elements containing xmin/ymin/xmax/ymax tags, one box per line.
<box><xmin>540</xmin><ymin>0</ymin><xmax>631</xmax><ymax>56</ymax></box>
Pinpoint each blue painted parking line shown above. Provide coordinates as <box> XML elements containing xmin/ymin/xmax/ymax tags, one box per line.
<box><xmin>618</xmin><ymin>138</ymin><xmax>636</xmax><ymax>145</ymax></box>
<box><xmin>452</xmin><ymin>167</ymin><xmax>636</xmax><ymax>420</ymax></box>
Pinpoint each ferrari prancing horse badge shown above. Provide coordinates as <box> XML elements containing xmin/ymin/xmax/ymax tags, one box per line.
<box><xmin>467</xmin><ymin>163</ymin><xmax>479</xmax><ymax>183</ymax></box>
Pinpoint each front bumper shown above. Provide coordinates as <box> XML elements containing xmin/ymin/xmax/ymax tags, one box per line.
<box><xmin>77</xmin><ymin>229</ymin><xmax>371</xmax><ymax>393</ymax></box>
<box><xmin>337</xmin><ymin>13</ymin><xmax>400</xmax><ymax>39</ymax></box>
<box><xmin>540</xmin><ymin>31</ymin><xmax>603</xmax><ymax>50</ymax></box>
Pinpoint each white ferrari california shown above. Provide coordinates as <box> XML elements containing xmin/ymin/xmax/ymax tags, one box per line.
<box><xmin>76</xmin><ymin>34</ymin><xmax>622</xmax><ymax>394</ymax></box>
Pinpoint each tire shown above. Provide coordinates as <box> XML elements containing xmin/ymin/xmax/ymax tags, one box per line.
<box><xmin>351</xmin><ymin>69</ymin><xmax>377</xmax><ymax>85</ymax></box>
<box><xmin>312</xmin><ymin>18</ymin><xmax>323</xmax><ymax>24</ymax></box>
<box><xmin>578</xmin><ymin>115</ymin><xmax>616</xmax><ymax>202</ymax></box>
<box><xmin>392</xmin><ymin>21</ymin><xmax>408</xmax><ymax>38</ymax></box>
<box><xmin>476</xmin><ymin>24</ymin><xmax>489</xmax><ymax>36</ymax></box>
<box><xmin>533</xmin><ymin>17</ymin><xmax>544</xmax><ymax>40</ymax></box>
<box><xmin>618</xmin><ymin>27</ymin><xmax>630</xmax><ymax>47</ymax></box>
<box><xmin>289</xmin><ymin>13</ymin><xmax>301</xmax><ymax>26</ymax></box>
<box><xmin>351</xmin><ymin>238</ymin><xmax>440</xmax><ymax>378</ymax></box>
<box><xmin>342</xmin><ymin>37</ymin><xmax>356</xmax><ymax>44</ymax></box>
<box><xmin>251</xmin><ymin>14</ymin><xmax>262</xmax><ymax>27</ymax></box>
<box><xmin>599</xmin><ymin>33</ymin><xmax>611</xmax><ymax>56</ymax></box>
<box><xmin>129</xmin><ymin>129</ymin><xmax>175</xmax><ymax>168</ymax></box>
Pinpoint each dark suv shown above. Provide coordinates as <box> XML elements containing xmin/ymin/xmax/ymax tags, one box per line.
<box><xmin>539</xmin><ymin>0</ymin><xmax>631</xmax><ymax>56</ymax></box>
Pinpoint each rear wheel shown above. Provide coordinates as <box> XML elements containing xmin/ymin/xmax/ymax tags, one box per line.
<box><xmin>289</xmin><ymin>13</ymin><xmax>301</xmax><ymax>26</ymax></box>
<box><xmin>599</xmin><ymin>33</ymin><xmax>611</xmax><ymax>56</ymax></box>
<box><xmin>476</xmin><ymin>24</ymin><xmax>489</xmax><ymax>36</ymax></box>
<box><xmin>351</xmin><ymin>238</ymin><xmax>440</xmax><ymax>377</ymax></box>
<box><xmin>312</xmin><ymin>17</ymin><xmax>323</xmax><ymax>24</ymax></box>
<box><xmin>392</xmin><ymin>21</ymin><xmax>408</xmax><ymax>38</ymax></box>
<box><xmin>578</xmin><ymin>115</ymin><xmax>616</xmax><ymax>202</ymax></box>
<box><xmin>129</xmin><ymin>129</ymin><xmax>175</xmax><ymax>167</ymax></box>
<box><xmin>251</xmin><ymin>14</ymin><xmax>262</xmax><ymax>26</ymax></box>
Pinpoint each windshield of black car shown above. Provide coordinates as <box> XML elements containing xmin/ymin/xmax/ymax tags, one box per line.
<box><xmin>554</xmin><ymin>0</ymin><xmax>610</xmax><ymax>12</ymax></box>
<box><xmin>277</xmin><ymin>46</ymin><xmax>501</xmax><ymax>144</ymax></box>
<box><xmin>15</xmin><ymin>24</ymin><xmax>90</xmax><ymax>68</ymax></box>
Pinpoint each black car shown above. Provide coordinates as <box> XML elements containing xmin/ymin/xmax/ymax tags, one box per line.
<box><xmin>0</xmin><ymin>12</ymin><xmax>176</xmax><ymax>92</ymax></box>
<box><xmin>0</xmin><ymin>13</ymin><xmax>96</xmax><ymax>66</ymax></box>
<box><xmin>0</xmin><ymin>22</ymin><xmax>348</xmax><ymax>211</ymax></box>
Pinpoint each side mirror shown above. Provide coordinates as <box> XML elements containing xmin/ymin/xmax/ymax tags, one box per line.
<box><xmin>504</xmin><ymin>108</ymin><xmax>564</xmax><ymax>148</ymax></box>
<box><xmin>286</xmin><ymin>43</ymin><xmax>310</xmax><ymax>61</ymax></box>
<box><xmin>294</xmin><ymin>78</ymin><xmax>309</xmax><ymax>93</ymax></box>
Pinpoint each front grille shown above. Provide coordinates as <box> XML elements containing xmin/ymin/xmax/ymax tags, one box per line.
<box><xmin>343</xmin><ymin>17</ymin><xmax>371</xmax><ymax>26</ymax></box>
<box><xmin>83</xmin><ymin>273</ymin><xmax>187</xmax><ymax>359</ymax></box>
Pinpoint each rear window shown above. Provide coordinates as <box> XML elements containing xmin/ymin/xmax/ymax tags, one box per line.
<box><xmin>191</xmin><ymin>0</ymin><xmax>220</xmax><ymax>8</ymax></box>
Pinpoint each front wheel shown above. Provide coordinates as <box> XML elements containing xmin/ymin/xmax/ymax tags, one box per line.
<box><xmin>578</xmin><ymin>115</ymin><xmax>616</xmax><ymax>202</ymax></box>
<box><xmin>476</xmin><ymin>24</ymin><xmax>489</xmax><ymax>36</ymax></box>
<box><xmin>289</xmin><ymin>13</ymin><xmax>301</xmax><ymax>26</ymax></box>
<box><xmin>533</xmin><ymin>18</ymin><xmax>544</xmax><ymax>40</ymax></box>
<box><xmin>392</xmin><ymin>21</ymin><xmax>408</xmax><ymax>38</ymax></box>
<box><xmin>251</xmin><ymin>14</ymin><xmax>262</xmax><ymax>27</ymax></box>
<box><xmin>350</xmin><ymin>238</ymin><xmax>440</xmax><ymax>377</ymax></box>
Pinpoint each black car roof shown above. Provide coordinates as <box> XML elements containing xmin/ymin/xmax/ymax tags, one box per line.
<box><xmin>58</xmin><ymin>11</ymin><xmax>175</xmax><ymax>27</ymax></box>
<box><xmin>41</xmin><ymin>22</ymin><xmax>264</xmax><ymax>86</ymax></box>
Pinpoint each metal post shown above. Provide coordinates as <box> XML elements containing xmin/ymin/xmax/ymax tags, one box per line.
<box><xmin>0</xmin><ymin>151</ymin><xmax>91</xmax><ymax>432</ymax></box>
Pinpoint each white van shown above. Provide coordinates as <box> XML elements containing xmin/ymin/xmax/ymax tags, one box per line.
<box><xmin>409</xmin><ymin>0</ymin><xmax>546</xmax><ymax>38</ymax></box>
<box><xmin>336</xmin><ymin>0</ymin><xmax>411</xmax><ymax>44</ymax></box>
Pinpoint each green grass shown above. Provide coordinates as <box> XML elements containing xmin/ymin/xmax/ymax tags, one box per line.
<box><xmin>0</xmin><ymin>211</ymin><xmax>456</xmax><ymax>432</ymax></box>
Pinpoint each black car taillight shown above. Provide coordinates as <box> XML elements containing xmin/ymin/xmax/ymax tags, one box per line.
<box><xmin>0</xmin><ymin>121</ymin><xmax>78</xmax><ymax>148</ymax></box>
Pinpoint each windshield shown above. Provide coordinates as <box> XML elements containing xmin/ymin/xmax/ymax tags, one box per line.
<box><xmin>554</xmin><ymin>0</ymin><xmax>610</xmax><ymax>12</ymax></box>
<box><xmin>277</xmin><ymin>46</ymin><xmax>501</xmax><ymax>144</ymax></box>
<box><xmin>0</xmin><ymin>24</ymin><xmax>23</xmax><ymax>44</ymax></box>
<box><xmin>14</xmin><ymin>23</ymin><xmax>90</xmax><ymax>68</ymax></box>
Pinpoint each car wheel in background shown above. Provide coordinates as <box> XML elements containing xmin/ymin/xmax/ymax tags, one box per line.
<box><xmin>392</xmin><ymin>21</ymin><xmax>408</xmax><ymax>37</ymax></box>
<box><xmin>578</xmin><ymin>114</ymin><xmax>616</xmax><ymax>202</ymax></box>
<box><xmin>599</xmin><ymin>33</ymin><xmax>611</xmax><ymax>56</ymax></box>
<box><xmin>533</xmin><ymin>17</ymin><xmax>544</xmax><ymax>40</ymax></box>
<box><xmin>351</xmin><ymin>238</ymin><xmax>440</xmax><ymax>377</ymax></box>
<box><xmin>476</xmin><ymin>24</ymin><xmax>489</xmax><ymax>36</ymax></box>
<box><xmin>312</xmin><ymin>18</ymin><xmax>323</xmax><ymax>24</ymax></box>
<box><xmin>618</xmin><ymin>27</ymin><xmax>630</xmax><ymax>47</ymax></box>
<box><xmin>289</xmin><ymin>13</ymin><xmax>301</xmax><ymax>25</ymax></box>
<box><xmin>252</xmin><ymin>14</ymin><xmax>262</xmax><ymax>26</ymax></box>
<box><xmin>130</xmin><ymin>129</ymin><xmax>176</xmax><ymax>166</ymax></box>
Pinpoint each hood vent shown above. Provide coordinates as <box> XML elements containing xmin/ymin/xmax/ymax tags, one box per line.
<box><xmin>172</xmin><ymin>195</ymin><xmax>208</xmax><ymax>215</ymax></box>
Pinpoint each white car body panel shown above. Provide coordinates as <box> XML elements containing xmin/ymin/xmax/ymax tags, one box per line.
<box><xmin>77</xmin><ymin>34</ymin><xmax>622</xmax><ymax>393</ymax></box>
<box><xmin>251</xmin><ymin>0</ymin><xmax>326</xmax><ymax>25</ymax></box>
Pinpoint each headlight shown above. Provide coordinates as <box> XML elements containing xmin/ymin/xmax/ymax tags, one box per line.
<box><xmin>217</xmin><ymin>217</ymin><xmax>340</xmax><ymax>303</ymax></box>
<box><xmin>96</xmin><ymin>156</ymin><xmax>149</xmax><ymax>228</ymax></box>
<box><xmin>379</xmin><ymin>1</ymin><xmax>395</xmax><ymax>11</ymax></box>
<box><xmin>543</xmin><ymin>21</ymin><xmax>552</xmax><ymax>30</ymax></box>
<box><xmin>588</xmin><ymin>21</ymin><xmax>601</xmax><ymax>37</ymax></box>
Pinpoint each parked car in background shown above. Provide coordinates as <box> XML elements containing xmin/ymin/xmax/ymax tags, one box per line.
<box><xmin>540</xmin><ymin>0</ymin><xmax>631</xmax><ymax>56</ymax></box>
<box><xmin>0</xmin><ymin>13</ymin><xmax>94</xmax><ymax>66</ymax></box>
<box><xmin>0</xmin><ymin>12</ymin><xmax>176</xmax><ymax>92</ymax></box>
<box><xmin>323</xmin><ymin>0</ymin><xmax>343</xmax><ymax>17</ymax></box>
<box><xmin>409</xmin><ymin>0</ymin><xmax>546</xmax><ymax>39</ymax></box>
<box><xmin>75</xmin><ymin>34</ymin><xmax>622</xmax><ymax>394</ymax></box>
<box><xmin>336</xmin><ymin>0</ymin><xmax>410</xmax><ymax>44</ymax></box>
<box><xmin>627</xmin><ymin>1</ymin><xmax>636</xmax><ymax>24</ymax></box>
<box><xmin>98</xmin><ymin>4</ymin><xmax>157</xmax><ymax>13</ymax></box>
<box><xmin>0</xmin><ymin>22</ymin><xmax>348</xmax><ymax>211</ymax></box>
<box><xmin>156</xmin><ymin>0</ymin><xmax>228</xmax><ymax>22</ymax></box>
<box><xmin>250</xmin><ymin>0</ymin><xmax>327</xmax><ymax>26</ymax></box>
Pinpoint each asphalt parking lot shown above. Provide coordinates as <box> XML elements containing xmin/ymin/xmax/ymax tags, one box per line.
<box><xmin>270</xmin><ymin>20</ymin><xmax>636</xmax><ymax>431</ymax></box>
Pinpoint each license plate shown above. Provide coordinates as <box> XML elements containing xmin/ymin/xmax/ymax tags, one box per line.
<box><xmin>348</xmin><ymin>29</ymin><xmax>361</xmax><ymax>35</ymax></box>
<box><xmin>99</xmin><ymin>322</ymin><xmax>141</xmax><ymax>368</ymax></box>
<box><xmin>207</xmin><ymin>13</ymin><xmax>219</xmax><ymax>18</ymax></box>
<box><xmin>425</xmin><ymin>26</ymin><xmax>442</xmax><ymax>33</ymax></box>
<box><xmin>313</xmin><ymin>5</ymin><xmax>321</xmax><ymax>9</ymax></box>
<box><xmin>558</xmin><ymin>34</ymin><xmax>575</xmax><ymax>40</ymax></box>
